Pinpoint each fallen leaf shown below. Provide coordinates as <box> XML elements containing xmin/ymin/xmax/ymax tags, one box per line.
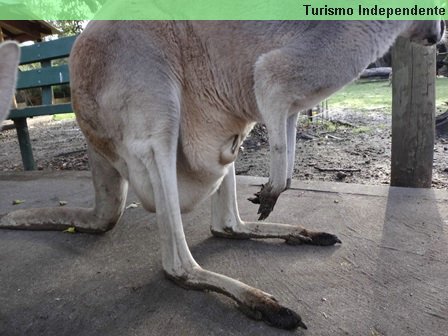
<box><xmin>126</xmin><ymin>202</ymin><xmax>140</xmax><ymax>209</ymax></box>
<box><xmin>63</xmin><ymin>227</ymin><xmax>76</xmax><ymax>233</ymax></box>
<box><xmin>12</xmin><ymin>200</ymin><xmax>24</xmax><ymax>205</ymax></box>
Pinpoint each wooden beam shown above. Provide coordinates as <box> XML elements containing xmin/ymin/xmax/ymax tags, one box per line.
<box><xmin>0</xmin><ymin>21</ymin><xmax>43</xmax><ymax>41</ymax></box>
<box><xmin>390</xmin><ymin>37</ymin><xmax>436</xmax><ymax>188</ymax></box>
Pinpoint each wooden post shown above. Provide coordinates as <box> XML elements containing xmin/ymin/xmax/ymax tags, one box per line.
<box><xmin>390</xmin><ymin>37</ymin><xmax>436</xmax><ymax>188</ymax></box>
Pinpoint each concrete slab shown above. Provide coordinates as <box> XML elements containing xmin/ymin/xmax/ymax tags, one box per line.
<box><xmin>0</xmin><ymin>171</ymin><xmax>447</xmax><ymax>336</ymax></box>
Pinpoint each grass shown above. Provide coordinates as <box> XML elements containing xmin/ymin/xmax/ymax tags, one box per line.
<box><xmin>50</xmin><ymin>78</ymin><xmax>448</xmax><ymax>120</ymax></box>
<box><xmin>53</xmin><ymin>113</ymin><xmax>75</xmax><ymax>121</ymax></box>
<box><xmin>328</xmin><ymin>77</ymin><xmax>448</xmax><ymax>112</ymax></box>
<box><xmin>352</xmin><ymin>125</ymin><xmax>372</xmax><ymax>134</ymax></box>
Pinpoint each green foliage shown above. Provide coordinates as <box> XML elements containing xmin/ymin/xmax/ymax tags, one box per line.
<box><xmin>46</xmin><ymin>2</ymin><xmax>109</xmax><ymax>36</ymax></box>
<box><xmin>321</xmin><ymin>120</ymin><xmax>337</xmax><ymax>132</ymax></box>
<box><xmin>28</xmin><ymin>0</ymin><xmax>108</xmax><ymax>21</ymax></box>
<box><xmin>49</xmin><ymin>20</ymin><xmax>84</xmax><ymax>37</ymax></box>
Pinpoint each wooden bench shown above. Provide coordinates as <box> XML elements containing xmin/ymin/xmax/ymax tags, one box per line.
<box><xmin>7</xmin><ymin>35</ymin><xmax>76</xmax><ymax>170</ymax></box>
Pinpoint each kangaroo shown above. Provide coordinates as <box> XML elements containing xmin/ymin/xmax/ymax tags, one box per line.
<box><xmin>0</xmin><ymin>21</ymin><xmax>443</xmax><ymax>330</ymax></box>
<box><xmin>0</xmin><ymin>41</ymin><xmax>20</xmax><ymax>123</ymax></box>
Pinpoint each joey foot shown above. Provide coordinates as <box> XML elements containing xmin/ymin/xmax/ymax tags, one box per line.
<box><xmin>248</xmin><ymin>183</ymin><xmax>281</xmax><ymax>220</ymax></box>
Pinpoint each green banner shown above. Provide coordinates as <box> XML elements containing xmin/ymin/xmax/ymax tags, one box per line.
<box><xmin>0</xmin><ymin>0</ymin><xmax>447</xmax><ymax>20</ymax></box>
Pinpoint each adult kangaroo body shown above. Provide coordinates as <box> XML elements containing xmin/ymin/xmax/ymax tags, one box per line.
<box><xmin>0</xmin><ymin>21</ymin><xmax>443</xmax><ymax>329</ymax></box>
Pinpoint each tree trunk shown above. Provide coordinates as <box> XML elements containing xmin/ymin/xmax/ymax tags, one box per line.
<box><xmin>390</xmin><ymin>37</ymin><xmax>436</xmax><ymax>188</ymax></box>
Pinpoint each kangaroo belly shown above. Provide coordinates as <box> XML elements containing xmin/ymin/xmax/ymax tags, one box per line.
<box><xmin>125</xmin><ymin>159</ymin><xmax>227</xmax><ymax>214</ymax></box>
<box><xmin>122</xmin><ymin>120</ymin><xmax>251</xmax><ymax>214</ymax></box>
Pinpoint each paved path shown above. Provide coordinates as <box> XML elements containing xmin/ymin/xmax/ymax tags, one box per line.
<box><xmin>0</xmin><ymin>171</ymin><xmax>447</xmax><ymax>336</ymax></box>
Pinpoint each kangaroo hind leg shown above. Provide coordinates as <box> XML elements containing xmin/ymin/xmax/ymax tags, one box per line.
<box><xmin>0</xmin><ymin>145</ymin><xmax>128</xmax><ymax>233</ymax></box>
<box><xmin>212</xmin><ymin>163</ymin><xmax>341</xmax><ymax>246</ymax></box>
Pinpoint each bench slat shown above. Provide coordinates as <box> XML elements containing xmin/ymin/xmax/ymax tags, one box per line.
<box><xmin>16</xmin><ymin>64</ymin><xmax>70</xmax><ymax>90</ymax></box>
<box><xmin>20</xmin><ymin>36</ymin><xmax>77</xmax><ymax>65</ymax></box>
<box><xmin>8</xmin><ymin>103</ymin><xmax>73</xmax><ymax>119</ymax></box>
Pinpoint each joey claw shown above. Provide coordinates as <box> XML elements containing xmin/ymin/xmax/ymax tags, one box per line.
<box><xmin>248</xmin><ymin>184</ymin><xmax>263</xmax><ymax>205</ymax></box>
<box><xmin>257</xmin><ymin>194</ymin><xmax>278</xmax><ymax>221</ymax></box>
<box><xmin>249</xmin><ymin>182</ymin><xmax>287</xmax><ymax>220</ymax></box>
<box><xmin>250</xmin><ymin>183</ymin><xmax>279</xmax><ymax>220</ymax></box>
<box><xmin>248</xmin><ymin>192</ymin><xmax>261</xmax><ymax>204</ymax></box>
<box><xmin>257</xmin><ymin>204</ymin><xmax>274</xmax><ymax>221</ymax></box>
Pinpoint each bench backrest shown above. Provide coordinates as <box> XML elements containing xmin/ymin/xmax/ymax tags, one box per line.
<box><xmin>8</xmin><ymin>35</ymin><xmax>76</xmax><ymax>119</ymax></box>
<box><xmin>16</xmin><ymin>35</ymin><xmax>75</xmax><ymax>90</ymax></box>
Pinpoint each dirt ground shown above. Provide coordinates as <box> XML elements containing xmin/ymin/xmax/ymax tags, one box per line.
<box><xmin>1</xmin><ymin>108</ymin><xmax>448</xmax><ymax>189</ymax></box>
